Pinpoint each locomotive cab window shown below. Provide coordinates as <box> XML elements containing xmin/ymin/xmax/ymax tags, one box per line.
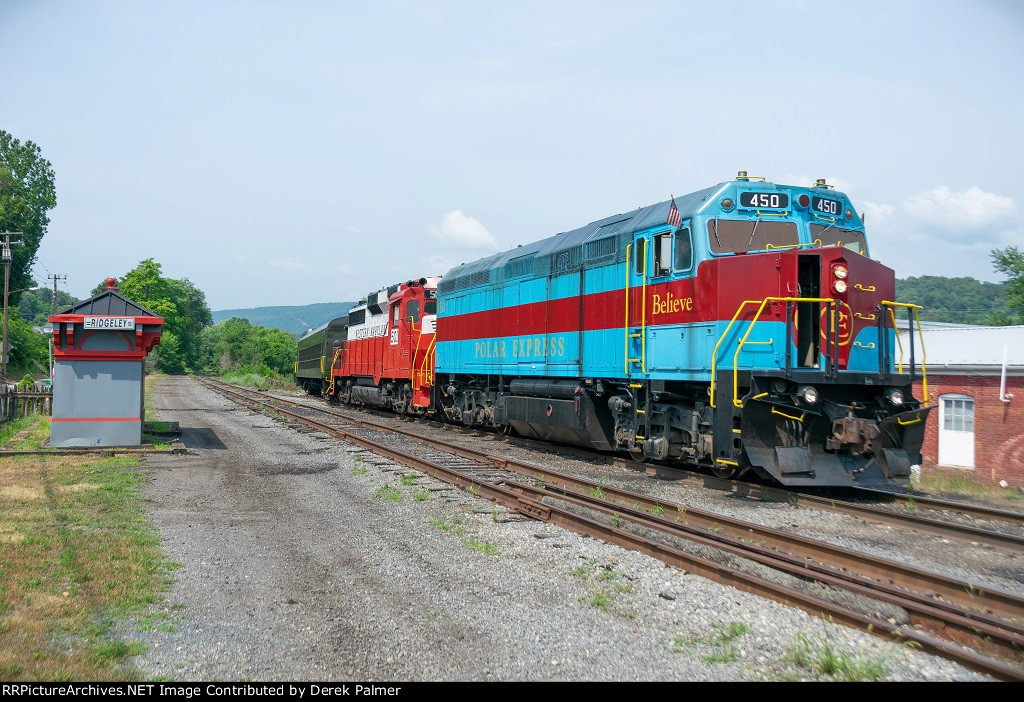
<box><xmin>708</xmin><ymin>219</ymin><xmax>799</xmax><ymax>254</ymax></box>
<box><xmin>653</xmin><ymin>232</ymin><xmax>672</xmax><ymax>276</ymax></box>
<box><xmin>407</xmin><ymin>300</ymin><xmax>420</xmax><ymax>324</ymax></box>
<box><xmin>424</xmin><ymin>299</ymin><xmax>436</xmax><ymax>315</ymax></box>
<box><xmin>392</xmin><ymin>304</ymin><xmax>401</xmax><ymax>326</ymax></box>
<box><xmin>634</xmin><ymin>238</ymin><xmax>647</xmax><ymax>275</ymax></box>
<box><xmin>674</xmin><ymin>227</ymin><xmax>693</xmax><ymax>271</ymax></box>
<box><xmin>809</xmin><ymin>225</ymin><xmax>868</xmax><ymax>256</ymax></box>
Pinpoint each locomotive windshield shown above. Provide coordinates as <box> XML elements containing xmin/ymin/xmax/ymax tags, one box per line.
<box><xmin>708</xmin><ymin>219</ymin><xmax>799</xmax><ymax>254</ymax></box>
<box><xmin>809</xmin><ymin>224</ymin><xmax>868</xmax><ymax>255</ymax></box>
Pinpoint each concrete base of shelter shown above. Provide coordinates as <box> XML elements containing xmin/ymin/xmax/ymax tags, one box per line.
<box><xmin>50</xmin><ymin>420</ymin><xmax>142</xmax><ymax>447</ymax></box>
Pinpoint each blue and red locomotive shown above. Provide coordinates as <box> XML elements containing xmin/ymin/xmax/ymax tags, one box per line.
<box><xmin>303</xmin><ymin>172</ymin><xmax>930</xmax><ymax>488</ymax></box>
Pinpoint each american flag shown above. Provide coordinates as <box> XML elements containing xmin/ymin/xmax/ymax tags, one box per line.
<box><xmin>667</xmin><ymin>194</ymin><xmax>682</xmax><ymax>228</ymax></box>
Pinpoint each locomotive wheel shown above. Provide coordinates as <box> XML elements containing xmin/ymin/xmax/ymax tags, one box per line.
<box><xmin>628</xmin><ymin>448</ymin><xmax>648</xmax><ymax>464</ymax></box>
<box><xmin>711</xmin><ymin>462</ymin><xmax>739</xmax><ymax>480</ymax></box>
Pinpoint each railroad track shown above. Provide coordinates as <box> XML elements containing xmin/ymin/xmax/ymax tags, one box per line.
<box><xmin>198</xmin><ymin>378</ymin><xmax>1024</xmax><ymax>681</ymax></box>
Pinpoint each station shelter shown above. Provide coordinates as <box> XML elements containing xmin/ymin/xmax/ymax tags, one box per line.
<box><xmin>47</xmin><ymin>278</ymin><xmax>163</xmax><ymax>447</ymax></box>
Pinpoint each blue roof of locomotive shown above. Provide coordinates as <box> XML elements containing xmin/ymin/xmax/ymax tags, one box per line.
<box><xmin>439</xmin><ymin>183</ymin><xmax>726</xmax><ymax>290</ymax></box>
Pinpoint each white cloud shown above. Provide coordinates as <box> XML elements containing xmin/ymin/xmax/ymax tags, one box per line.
<box><xmin>430</xmin><ymin>210</ymin><xmax>497</xmax><ymax>249</ymax></box>
<box><xmin>423</xmin><ymin>254</ymin><xmax>459</xmax><ymax>276</ymax></box>
<box><xmin>269</xmin><ymin>258</ymin><xmax>306</xmax><ymax>271</ymax></box>
<box><xmin>903</xmin><ymin>186</ymin><xmax>1015</xmax><ymax>231</ymax></box>
<box><xmin>776</xmin><ymin>174</ymin><xmax>853</xmax><ymax>192</ymax></box>
<box><xmin>861</xmin><ymin>201</ymin><xmax>894</xmax><ymax>224</ymax></box>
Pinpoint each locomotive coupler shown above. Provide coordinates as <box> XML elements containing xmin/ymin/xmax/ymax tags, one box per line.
<box><xmin>828</xmin><ymin>407</ymin><xmax>880</xmax><ymax>456</ymax></box>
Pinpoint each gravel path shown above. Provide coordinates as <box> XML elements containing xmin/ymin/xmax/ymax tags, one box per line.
<box><xmin>127</xmin><ymin>375</ymin><xmax>994</xmax><ymax>681</ymax></box>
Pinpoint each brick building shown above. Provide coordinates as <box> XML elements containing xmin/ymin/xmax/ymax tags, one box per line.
<box><xmin>906</xmin><ymin>326</ymin><xmax>1023</xmax><ymax>488</ymax></box>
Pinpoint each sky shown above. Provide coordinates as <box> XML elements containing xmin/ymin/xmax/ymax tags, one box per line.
<box><xmin>2</xmin><ymin>0</ymin><xmax>1022</xmax><ymax>311</ymax></box>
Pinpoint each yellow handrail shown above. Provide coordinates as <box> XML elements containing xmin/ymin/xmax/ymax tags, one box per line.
<box><xmin>623</xmin><ymin>240</ymin><xmax>649</xmax><ymax>375</ymax></box>
<box><xmin>731</xmin><ymin>297</ymin><xmax>834</xmax><ymax>407</ymax></box>
<box><xmin>623</xmin><ymin>243</ymin><xmax>631</xmax><ymax>375</ymax></box>
<box><xmin>881</xmin><ymin>301</ymin><xmax>928</xmax><ymax>404</ymax></box>
<box><xmin>641</xmin><ymin>243</ymin><xmax>648</xmax><ymax>374</ymax></box>
<box><xmin>327</xmin><ymin>346</ymin><xmax>342</xmax><ymax>396</ymax></box>
<box><xmin>710</xmin><ymin>296</ymin><xmax>835</xmax><ymax>409</ymax></box>
<box><xmin>766</xmin><ymin>239</ymin><xmax>823</xmax><ymax>252</ymax></box>
<box><xmin>418</xmin><ymin>334</ymin><xmax>436</xmax><ymax>391</ymax></box>
<box><xmin>410</xmin><ymin>318</ymin><xmax>424</xmax><ymax>389</ymax></box>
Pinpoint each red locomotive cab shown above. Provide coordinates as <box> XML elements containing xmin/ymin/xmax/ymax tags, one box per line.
<box><xmin>383</xmin><ymin>277</ymin><xmax>440</xmax><ymax>411</ymax></box>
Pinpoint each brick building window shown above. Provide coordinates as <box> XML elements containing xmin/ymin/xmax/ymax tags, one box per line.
<box><xmin>942</xmin><ymin>396</ymin><xmax>974</xmax><ymax>432</ymax></box>
<box><xmin>938</xmin><ymin>393</ymin><xmax>974</xmax><ymax>468</ymax></box>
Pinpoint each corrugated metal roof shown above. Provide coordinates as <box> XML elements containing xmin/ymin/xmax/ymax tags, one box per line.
<box><xmin>903</xmin><ymin>325</ymin><xmax>1024</xmax><ymax>367</ymax></box>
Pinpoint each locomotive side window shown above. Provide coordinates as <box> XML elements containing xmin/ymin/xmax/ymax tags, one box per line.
<box><xmin>634</xmin><ymin>238</ymin><xmax>647</xmax><ymax>275</ymax></box>
<box><xmin>653</xmin><ymin>233</ymin><xmax>672</xmax><ymax>276</ymax></box>
<box><xmin>393</xmin><ymin>304</ymin><xmax>401</xmax><ymax>326</ymax></box>
<box><xmin>708</xmin><ymin>220</ymin><xmax>799</xmax><ymax>254</ymax></box>
<box><xmin>424</xmin><ymin>299</ymin><xmax>436</xmax><ymax>315</ymax></box>
<box><xmin>809</xmin><ymin>225</ymin><xmax>868</xmax><ymax>256</ymax></box>
<box><xmin>407</xmin><ymin>300</ymin><xmax>420</xmax><ymax>324</ymax></box>
<box><xmin>674</xmin><ymin>227</ymin><xmax>693</xmax><ymax>271</ymax></box>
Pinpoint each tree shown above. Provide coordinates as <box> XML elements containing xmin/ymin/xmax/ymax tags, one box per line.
<box><xmin>200</xmin><ymin>317</ymin><xmax>296</xmax><ymax>377</ymax></box>
<box><xmin>18</xmin><ymin>284</ymin><xmax>80</xmax><ymax>326</ymax></box>
<box><xmin>0</xmin><ymin>131</ymin><xmax>57</xmax><ymax>305</ymax></box>
<box><xmin>992</xmin><ymin>245</ymin><xmax>1024</xmax><ymax>324</ymax></box>
<box><xmin>99</xmin><ymin>259</ymin><xmax>213</xmax><ymax>373</ymax></box>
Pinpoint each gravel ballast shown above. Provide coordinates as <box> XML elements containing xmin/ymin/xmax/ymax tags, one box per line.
<box><xmin>128</xmin><ymin>375</ymin><xmax>995</xmax><ymax>681</ymax></box>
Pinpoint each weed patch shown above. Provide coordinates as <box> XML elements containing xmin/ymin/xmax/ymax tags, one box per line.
<box><xmin>0</xmin><ymin>443</ymin><xmax>172</xmax><ymax>681</ymax></box>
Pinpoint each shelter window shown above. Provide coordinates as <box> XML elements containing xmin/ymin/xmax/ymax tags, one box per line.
<box><xmin>408</xmin><ymin>300</ymin><xmax>420</xmax><ymax>324</ymax></box>
<box><xmin>674</xmin><ymin>227</ymin><xmax>693</xmax><ymax>271</ymax></box>
<box><xmin>708</xmin><ymin>219</ymin><xmax>799</xmax><ymax>254</ymax></box>
<box><xmin>653</xmin><ymin>233</ymin><xmax>673</xmax><ymax>276</ymax></box>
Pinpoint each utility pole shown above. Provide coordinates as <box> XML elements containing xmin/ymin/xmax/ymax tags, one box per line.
<box><xmin>47</xmin><ymin>273</ymin><xmax>67</xmax><ymax>314</ymax></box>
<box><xmin>1</xmin><ymin>231</ymin><xmax>23</xmax><ymax>382</ymax></box>
<box><xmin>46</xmin><ymin>274</ymin><xmax>66</xmax><ymax>381</ymax></box>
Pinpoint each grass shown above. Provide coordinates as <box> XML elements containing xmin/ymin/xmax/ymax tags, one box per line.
<box><xmin>220</xmin><ymin>370</ymin><xmax>294</xmax><ymax>391</ymax></box>
<box><xmin>350</xmin><ymin>465</ymin><xmax>367</xmax><ymax>476</ymax></box>
<box><xmin>671</xmin><ymin>621</ymin><xmax>751</xmax><ymax>664</ymax></box>
<box><xmin>0</xmin><ymin>415</ymin><xmax>38</xmax><ymax>448</ymax></box>
<box><xmin>400</xmin><ymin>473</ymin><xmax>418</xmax><ymax>486</ymax></box>
<box><xmin>373</xmin><ymin>485</ymin><xmax>402</xmax><ymax>503</ymax></box>
<box><xmin>785</xmin><ymin>630</ymin><xmax>887</xmax><ymax>681</ymax></box>
<box><xmin>463</xmin><ymin>539</ymin><xmax>500</xmax><ymax>556</ymax></box>
<box><xmin>915</xmin><ymin>468</ymin><xmax>1024</xmax><ymax>501</ymax></box>
<box><xmin>0</xmin><ymin>422</ymin><xmax>174</xmax><ymax>681</ymax></box>
<box><xmin>411</xmin><ymin>489</ymin><xmax>430</xmax><ymax>502</ymax></box>
<box><xmin>581</xmin><ymin>590</ymin><xmax>611</xmax><ymax>611</ymax></box>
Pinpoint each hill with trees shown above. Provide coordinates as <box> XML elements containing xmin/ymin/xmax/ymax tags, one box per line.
<box><xmin>895</xmin><ymin>276</ymin><xmax>1010</xmax><ymax>325</ymax></box>
<box><xmin>211</xmin><ymin>302</ymin><xmax>356</xmax><ymax>337</ymax></box>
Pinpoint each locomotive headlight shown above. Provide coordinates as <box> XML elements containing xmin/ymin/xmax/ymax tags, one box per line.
<box><xmin>799</xmin><ymin>385</ymin><xmax>819</xmax><ymax>405</ymax></box>
<box><xmin>886</xmin><ymin>388</ymin><xmax>904</xmax><ymax>407</ymax></box>
<box><xmin>833</xmin><ymin>265</ymin><xmax>848</xmax><ymax>280</ymax></box>
<box><xmin>721</xmin><ymin>197</ymin><xmax>734</xmax><ymax>211</ymax></box>
<box><xmin>833</xmin><ymin>279</ymin><xmax>848</xmax><ymax>294</ymax></box>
